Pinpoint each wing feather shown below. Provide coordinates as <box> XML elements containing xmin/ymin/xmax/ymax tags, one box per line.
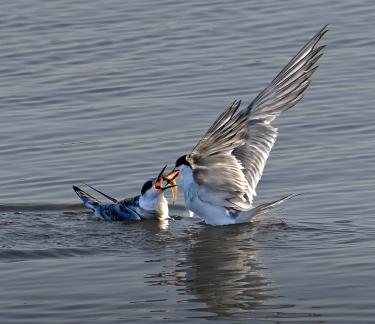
<box><xmin>247</xmin><ymin>25</ymin><xmax>328</xmax><ymax>119</ymax></box>
<box><xmin>190</xmin><ymin>26</ymin><xmax>327</xmax><ymax>212</ymax></box>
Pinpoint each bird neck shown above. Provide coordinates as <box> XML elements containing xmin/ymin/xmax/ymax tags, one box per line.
<box><xmin>179</xmin><ymin>165</ymin><xmax>195</xmax><ymax>210</ymax></box>
<box><xmin>180</xmin><ymin>165</ymin><xmax>194</xmax><ymax>186</ymax></box>
<box><xmin>139</xmin><ymin>193</ymin><xmax>166</xmax><ymax>212</ymax></box>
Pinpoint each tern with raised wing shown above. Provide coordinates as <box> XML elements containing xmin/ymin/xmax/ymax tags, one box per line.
<box><xmin>165</xmin><ymin>26</ymin><xmax>327</xmax><ymax>225</ymax></box>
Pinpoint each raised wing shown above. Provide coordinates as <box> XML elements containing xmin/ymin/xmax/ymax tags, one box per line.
<box><xmin>231</xmin><ymin>120</ymin><xmax>277</xmax><ymax>202</ymax></box>
<box><xmin>247</xmin><ymin>25</ymin><xmax>328</xmax><ymax>119</ymax></box>
<box><xmin>191</xmin><ymin>100</ymin><xmax>252</xmax><ymax>210</ymax></box>
<box><xmin>190</xmin><ymin>26</ymin><xmax>327</xmax><ymax>210</ymax></box>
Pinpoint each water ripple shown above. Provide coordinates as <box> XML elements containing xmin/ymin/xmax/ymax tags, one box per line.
<box><xmin>0</xmin><ymin>0</ymin><xmax>375</xmax><ymax>322</ymax></box>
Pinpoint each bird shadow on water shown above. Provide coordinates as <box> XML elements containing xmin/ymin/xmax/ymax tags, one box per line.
<box><xmin>144</xmin><ymin>218</ymin><xmax>282</xmax><ymax>320</ymax></box>
<box><xmin>0</xmin><ymin>205</ymin><xmax>330</xmax><ymax>321</ymax></box>
<box><xmin>142</xmin><ymin>204</ymin><xmax>329</xmax><ymax>321</ymax></box>
<box><xmin>0</xmin><ymin>204</ymin><xmax>338</xmax><ymax>323</ymax></box>
<box><xmin>183</xmin><ymin>224</ymin><xmax>274</xmax><ymax>320</ymax></box>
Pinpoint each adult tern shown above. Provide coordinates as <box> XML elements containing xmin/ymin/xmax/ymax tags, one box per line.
<box><xmin>165</xmin><ymin>26</ymin><xmax>327</xmax><ymax>225</ymax></box>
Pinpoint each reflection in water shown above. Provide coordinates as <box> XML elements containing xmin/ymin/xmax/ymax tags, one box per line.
<box><xmin>183</xmin><ymin>224</ymin><xmax>273</xmax><ymax>318</ymax></box>
<box><xmin>157</xmin><ymin>218</ymin><xmax>169</xmax><ymax>230</ymax></box>
<box><xmin>145</xmin><ymin>221</ymin><xmax>274</xmax><ymax>319</ymax></box>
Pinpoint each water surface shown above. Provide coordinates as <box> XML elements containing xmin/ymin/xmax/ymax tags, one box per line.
<box><xmin>0</xmin><ymin>0</ymin><xmax>375</xmax><ymax>323</ymax></box>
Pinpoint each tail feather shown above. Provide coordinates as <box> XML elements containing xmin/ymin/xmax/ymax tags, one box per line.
<box><xmin>253</xmin><ymin>194</ymin><xmax>296</xmax><ymax>212</ymax></box>
<box><xmin>236</xmin><ymin>194</ymin><xmax>296</xmax><ymax>223</ymax></box>
<box><xmin>73</xmin><ymin>185</ymin><xmax>100</xmax><ymax>211</ymax></box>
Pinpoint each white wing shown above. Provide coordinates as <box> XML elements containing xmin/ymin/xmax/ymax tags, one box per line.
<box><xmin>190</xmin><ymin>26</ymin><xmax>327</xmax><ymax>212</ymax></box>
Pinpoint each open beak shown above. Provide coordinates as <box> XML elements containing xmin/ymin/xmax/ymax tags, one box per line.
<box><xmin>154</xmin><ymin>165</ymin><xmax>167</xmax><ymax>190</ymax></box>
<box><xmin>162</xmin><ymin>168</ymin><xmax>180</xmax><ymax>204</ymax></box>
<box><xmin>154</xmin><ymin>165</ymin><xmax>178</xmax><ymax>204</ymax></box>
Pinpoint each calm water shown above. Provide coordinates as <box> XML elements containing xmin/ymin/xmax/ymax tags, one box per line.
<box><xmin>0</xmin><ymin>0</ymin><xmax>374</xmax><ymax>323</ymax></box>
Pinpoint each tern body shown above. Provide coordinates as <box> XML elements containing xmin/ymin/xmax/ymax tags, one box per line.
<box><xmin>179</xmin><ymin>161</ymin><xmax>291</xmax><ymax>225</ymax></box>
<box><xmin>166</xmin><ymin>26</ymin><xmax>328</xmax><ymax>225</ymax></box>
<box><xmin>73</xmin><ymin>185</ymin><xmax>169</xmax><ymax>221</ymax></box>
<box><xmin>73</xmin><ymin>166</ymin><xmax>176</xmax><ymax>222</ymax></box>
<box><xmin>179</xmin><ymin>165</ymin><xmax>236</xmax><ymax>225</ymax></box>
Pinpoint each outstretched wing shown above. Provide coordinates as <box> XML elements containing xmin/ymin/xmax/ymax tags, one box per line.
<box><xmin>190</xmin><ymin>26</ymin><xmax>327</xmax><ymax>210</ymax></box>
<box><xmin>247</xmin><ymin>25</ymin><xmax>328</xmax><ymax>119</ymax></box>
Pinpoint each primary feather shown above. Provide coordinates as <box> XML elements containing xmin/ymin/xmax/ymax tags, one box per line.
<box><xmin>187</xmin><ymin>26</ymin><xmax>327</xmax><ymax>218</ymax></box>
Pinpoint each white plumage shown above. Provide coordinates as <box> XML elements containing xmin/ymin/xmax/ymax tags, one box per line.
<box><xmin>171</xmin><ymin>26</ymin><xmax>327</xmax><ymax>225</ymax></box>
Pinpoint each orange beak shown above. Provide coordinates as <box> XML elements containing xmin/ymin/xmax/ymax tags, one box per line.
<box><xmin>163</xmin><ymin>169</ymin><xmax>180</xmax><ymax>183</ymax></box>
<box><xmin>162</xmin><ymin>169</ymin><xmax>180</xmax><ymax>204</ymax></box>
<box><xmin>154</xmin><ymin>165</ymin><xmax>167</xmax><ymax>190</ymax></box>
<box><xmin>154</xmin><ymin>166</ymin><xmax>178</xmax><ymax>204</ymax></box>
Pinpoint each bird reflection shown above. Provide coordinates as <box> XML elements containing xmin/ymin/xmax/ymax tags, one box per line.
<box><xmin>144</xmin><ymin>219</ymin><xmax>274</xmax><ymax>318</ymax></box>
<box><xmin>182</xmin><ymin>223</ymin><xmax>273</xmax><ymax>317</ymax></box>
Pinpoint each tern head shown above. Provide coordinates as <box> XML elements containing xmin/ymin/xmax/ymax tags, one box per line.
<box><xmin>140</xmin><ymin>165</ymin><xmax>178</xmax><ymax>203</ymax></box>
<box><xmin>161</xmin><ymin>155</ymin><xmax>191</xmax><ymax>203</ymax></box>
<box><xmin>175</xmin><ymin>155</ymin><xmax>192</xmax><ymax>170</ymax></box>
<box><xmin>164</xmin><ymin>154</ymin><xmax>190</xmax><ymax>181</ymax></box>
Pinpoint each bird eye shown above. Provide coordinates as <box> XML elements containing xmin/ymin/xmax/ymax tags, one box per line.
<box><xmin>141</xmin><ymin>180</ymin><xmax>153</xmax><ymax>195</ymax></box>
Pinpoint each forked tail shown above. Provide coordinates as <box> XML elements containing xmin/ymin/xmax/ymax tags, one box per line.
<box><xmin>236</xmin><ymin>194</ymin><xmax>296</xmax><ymax>223</ymax></box>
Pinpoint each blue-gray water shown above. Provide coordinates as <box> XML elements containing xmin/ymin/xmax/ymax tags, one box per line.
<box><xmin>1</xmin><ymin>1</ymin><xmax>374</xmax><ymax>323</ymax></box>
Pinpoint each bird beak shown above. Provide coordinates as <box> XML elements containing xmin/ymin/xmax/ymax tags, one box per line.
<box><xmin>162</xmin><ymin>168</ymin><xmax>180</xmax><ymax>204</ymax></box>
<box><xmin>154</xmin><ymin>165</ymin><xmax>178</xmax><ymax>204</ymax></box>
<box><xmin>154</xmin><ymin>165</ymin><xmax>167</xmax><ymax>190</ymax></box>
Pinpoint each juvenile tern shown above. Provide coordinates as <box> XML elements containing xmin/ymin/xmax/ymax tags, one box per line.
<box><xmin>165</xmin><ymin>26</ymin><xmax>327</xmax><ymax>225</ymax></box>
<box><xmin>73</xmin><ymin>166</ymin><xmax>178</xmax><ymax>221</ymax></box>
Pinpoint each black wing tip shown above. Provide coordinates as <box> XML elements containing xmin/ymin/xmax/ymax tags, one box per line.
<box><xmin>73</xmin><ymin>184</ymin><xmax>102</xmax><ymax>203</ymax></box>
<box><xmin>72</xmin><ymin>184</ymin><xmax>86</xmax><ymax>199</ymax></box>
<box><xmin>315</xmin><ymin>25</ymin><xmax>329</xmax><ymax>44</ymax></box>
<box><xmin>228</xmin><ymin>99</ymin><xmax>242</xmax><ymax>112</ymax></box>
<box><xmin>304</xmin><ymin>25</ymin><xmax>328</xmax><ymax>53</ymax></box>
<box><xmin>82</xmin><ymin>182</ymin><xmax>118</xmax><ymax>203</ymax></box>
<box><xmin>320</xmin><ymin>24</ymin><xmax>329</xmax><ymax>32</ymax></box>
<box><xmin>316</xmin><ymin>44</ymin><xmax>327</xmax><ymax>52</ymax></box>
<box><xmin>73</xmin><ymin>184</ymin><xmax>88</xmax><ymax>197</ymax></box>
<box><xmin>233</xmin><ymin>99</ymin><xmax>242</xmax><ymax>106</ymax></box>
